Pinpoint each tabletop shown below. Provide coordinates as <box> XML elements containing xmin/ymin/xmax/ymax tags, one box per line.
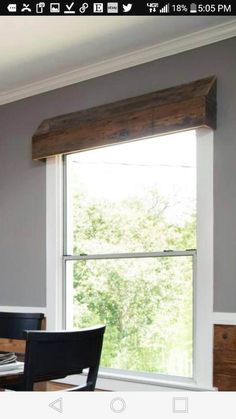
<box><xmin>0</xmin><ymin>363</ymin><xmax>24</xmax><ymax>388</ymax></box>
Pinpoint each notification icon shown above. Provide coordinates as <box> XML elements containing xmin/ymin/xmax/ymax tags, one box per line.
<box><xmin>7</xmin><ymin>3</ymin><xmax>17</xmax><ymax>12</ymax></box>
<box><xmin>123</xmin><ymin>3</ymin><xmax>132</xmax><ymax>12</ymax></box>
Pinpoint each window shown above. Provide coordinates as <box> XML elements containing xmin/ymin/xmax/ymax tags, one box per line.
<box><xmin>63</xmin><ymin>131</ymin><xmax>198</xmax><ymax>381</ymax></box>
<box><xmin>42</xmin><ymin>77</ymin><xmax>215</xmax><ymax>389</ymax></box>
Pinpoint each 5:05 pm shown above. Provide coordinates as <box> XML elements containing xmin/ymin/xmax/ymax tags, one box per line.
<box><xmin>198</xmin><ymin>4</ymin><xmax>232</xmax><ymax>13</ymax></box>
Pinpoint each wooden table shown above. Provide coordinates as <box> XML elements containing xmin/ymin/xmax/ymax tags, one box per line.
<box><xmin>0</xmin><ymin>370</ymin><xmax>74</xmax><ymax>391</ymax></box>
<box><xmin>0</xmin><ymin>337</ymin><xmax>25</xmax><ymax>389</ymax></box>
<box><xmin>0</xmin><ymin>370</ymin><xmax>51</xmax><ymax>391</ymax></box>
<box><xmin>0</xmin><ymin>369</ymin><xmax>24</xmax><ymax>389</ymax></box>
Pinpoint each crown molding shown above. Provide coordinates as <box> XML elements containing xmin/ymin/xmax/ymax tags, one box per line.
<box><xmin>0</xmin><ymin>20</ymin><xmax>236</xmax><ymax>106</ymax></box>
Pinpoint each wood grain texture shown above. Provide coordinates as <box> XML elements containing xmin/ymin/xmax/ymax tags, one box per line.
<box><xmin>41</xmin><ymin>317</ymin><xmax>46</xmax><ymax>330</ymax></box>
<box><xmin>0</xmin><ymin>338</ymin><xmax>26</xmax><ymax>354</ymax></box>
<box><xmin>0</xmin><ymin>316</ymin><xmax>46</xmax><ymax>355</ymax></box>
<box><xmin>32</xmin><ymin>76</ymin><xmax>217</xmax><ymax>160</ymax></box>
<box><xmin>0</xmin><ymin>372</ymin><xmax>24</xmax><ymax>387</ymax></box>
<box><xmin>37</xmin><ymin>381</ymin><xmax>75</xmax><ymax>391</ymax></box>
<box><xmin>213</xmin><ymin>374</ymin><xmax>236</xmax><ymax>392</ymax></box>
<box><xmin>214</xmin><ymin>325</ymin><xmax>236</xmax><ymax>391</ymax></box>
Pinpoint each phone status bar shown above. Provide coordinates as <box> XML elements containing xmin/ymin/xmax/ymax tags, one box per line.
<box><xmin>0</xmin><ymin>1</ymin><xmax>235</xmax><ymax>16</ymax></box>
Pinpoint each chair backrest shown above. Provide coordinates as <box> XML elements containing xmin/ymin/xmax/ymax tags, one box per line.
<box><xmin>0</xmin><ymin>312</ymin><xmax>45</xmax><ymax>354</ymax></box>
<box><xmin>0</xmin><ymin>312</ymin><xmax>45</xmax><ymax>339</ymax></box>
<box><xmin>23</xmin><ymin>325</ymin><xmax>106</xmax><ymax>391</ymax></box>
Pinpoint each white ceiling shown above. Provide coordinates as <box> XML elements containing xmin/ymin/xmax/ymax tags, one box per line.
<box><xmin>0</xmin><ymin>16</ymin><xmax>236</xmax><ymax>104</ymax></box>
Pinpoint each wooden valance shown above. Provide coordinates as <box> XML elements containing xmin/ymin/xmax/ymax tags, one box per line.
<box><xmin>32</xmin><ymin>76</ymin><xmax>216</xmax><ymax>160</ymax></box>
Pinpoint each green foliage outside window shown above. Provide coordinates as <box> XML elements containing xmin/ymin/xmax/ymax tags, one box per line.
<box><xmin>70</xmin><ymin>190</ymin><xmax>196</xmax><ymax>377</ymax></box>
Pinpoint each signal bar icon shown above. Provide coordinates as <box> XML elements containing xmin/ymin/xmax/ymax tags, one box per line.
<box><xmin>159</xmin><ymin>3</ymin><xmax>169</xmax><ymax>13</ymax></box>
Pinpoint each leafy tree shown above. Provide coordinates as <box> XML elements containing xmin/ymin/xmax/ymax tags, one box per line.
<box><xmin>71</xmin><ymin>188</ymin><xmax>195</xmax><ymax>377</ymax></box>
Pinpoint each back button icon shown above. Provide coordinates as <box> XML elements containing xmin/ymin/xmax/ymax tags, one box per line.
<box><xmin>49</xmin><ymin>397</ymin><xmax>63</xmax><ymax>414</ymax></box>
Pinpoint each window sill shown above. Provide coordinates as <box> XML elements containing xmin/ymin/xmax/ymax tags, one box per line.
<box><xmin>55</xmin><ymin>371</ymin><xmax>216</xmax><ymax>392</ymax></box>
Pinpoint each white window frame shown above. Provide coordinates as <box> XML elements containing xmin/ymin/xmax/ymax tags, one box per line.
<box><xmin>46</xmin><ymin>129</ymin><xmax>214</xmax><ymax>391</ymax></box>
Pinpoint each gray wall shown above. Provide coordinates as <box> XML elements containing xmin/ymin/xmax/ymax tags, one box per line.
<box><xmin>0</xmin><ymin>37</ymin><xmax>235</xmax><ymax>311</ymax></box>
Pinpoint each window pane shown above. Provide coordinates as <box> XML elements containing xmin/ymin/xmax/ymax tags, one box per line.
<box><xmin>66</xmin><ymin>255</ymin><xmax>193</xmax><ymax>378</ymax></box>
<box><xmin>65</xmin><ymin>131</ymin><xmax>196</xmax><ymax>255</ymax></box>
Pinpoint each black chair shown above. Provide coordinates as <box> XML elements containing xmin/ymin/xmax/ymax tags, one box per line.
<box><xmin>0</xmin><ymin>312</ymin><xmax>44</xmax><ymax>340</ymax></box>
<box><xmin>0</xmin><ymin>312</ymin><xmax>45</xmax><ymax>391</ymax></box>
<box><xmin>22</xmin><ymin>325</ymin><xmax>106</xmax><ymax>391</ymax></box>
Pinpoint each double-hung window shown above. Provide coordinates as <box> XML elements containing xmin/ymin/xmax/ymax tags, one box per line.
<box><xmin>40</xmin><ymin>77</ymin><xmax>215</xmax><ymax>389</ymax></box>
<box><xmin>62</xmin><ymin>129</ymin><xmax>212</xmax><ymax>387</ymax></box>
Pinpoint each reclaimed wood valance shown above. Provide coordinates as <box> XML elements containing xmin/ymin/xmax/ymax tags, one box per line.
<box><xmin>32</xmin><ymin>76</ymin><xmax>216</xmax><ymax>160</ymax></box>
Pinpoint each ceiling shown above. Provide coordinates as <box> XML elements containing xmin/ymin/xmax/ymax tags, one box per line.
<box><xmin>0</xmin><ymin>16</ymin><xmax>236</xmax><ymax>104</ymax></box>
